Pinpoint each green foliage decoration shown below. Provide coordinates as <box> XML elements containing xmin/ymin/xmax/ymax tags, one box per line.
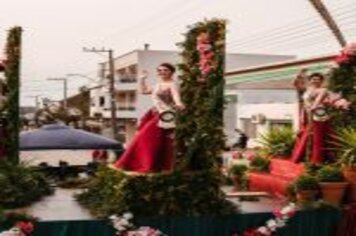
<box><xmin>229</xmin><ymin>164</ymin><xmax>248</xmax><ymax>176</ymax></box>
<box><xmin>328</xmin><ymin>50</ymin><xmax>356</xmax><ymax>128</ymax></box>
<box><xmin>175</xmin><ymin>19</ymin><xmax>226</xmax><ymax>171</ymax></box>
<box><xmin>0</xmin><ymin>162</ymin><xmax>53</xmax><ymax>208</ymax></box>
<box><xmin>316</xmin><ymin>165</ymin><xmax>344</xmax><ymax>182</ymax></box>
<box><xmin>293</xmin><ymin>175</ymin><xmax>319</xmax><ymax>191</ymax></box>
<box><xmin>258</xmin><ymin>127</ymin><xmax>295</xmax><ymax>157</ymax></box>
<box><xmin>1</xmin><ymin>27</ymin><xmax>22</xmax><ymax>163</ymax></box>
<box><xmin>249</xmin><ymin>156</ymin><xmax>270</xmax><ymax>172</ymax></box>
<box><xmin>332</xmin><ymin>127</ymin><xmax>356</xmax><ymax>166</ymax></box>
<box><xmin>77</xmin><ymin>167</ymin><xmax>237</xmax><ymax>217</ymax></box>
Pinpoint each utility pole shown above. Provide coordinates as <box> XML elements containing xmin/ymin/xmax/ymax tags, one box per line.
<box><xmin>308</xmin><ymin>0</ymin><xmax>347</xmax><ymax>47</ymax></box>
<box><xmin>47</xmin><ymin>78</ymin><xmax>68</xmax><ymax>109</ymax></box>
<box><xmin>83</xmin><ymin>47</ymin><xmax>118</xmax><ymax>140</ymax></box>
<box><xmin>26</xmin><ymin>95</ymin><xmax>41</xmax><ymax>110</ymax></box>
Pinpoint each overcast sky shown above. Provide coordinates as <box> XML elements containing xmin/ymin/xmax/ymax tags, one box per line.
<box><xmin>0</xmin><ymin>0</ymin><xmax>355</xmax><ymax>106</ymax></box>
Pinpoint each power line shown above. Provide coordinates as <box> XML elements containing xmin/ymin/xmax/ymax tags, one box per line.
<box><xmin>98</xmin><ymin>0</ymin><xmax>190</xmax><ymax>42</ymax></box>
<box><xmin>228</xmin><ymin>16</ymin><xmax>356</xmax><ymax>52</ymax></box>
<box><xmin>227</xmin><ymin>2</ymin><xmax>356</xmax><ymax>47</ymax></box>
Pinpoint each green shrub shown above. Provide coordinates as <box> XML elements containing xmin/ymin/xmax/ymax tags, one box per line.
<box><xmin>77</xmin><ymin>166</ymin><xmax>237</xmax><ymax>217</ymax></box>
<box><xmin>332</xmin><ymin>127</ymin><xmax>356</xmax><ymax>166</ymax></box>
<box><xmin>249</xmin><ymin>156</ymin><xmax>270</xmax><ymax>172</ymax></box>
<box><xmin>317</xmin><ymin>165</ymin><xmax>344</xmax><ymax>182</ymax></box>
<box><xmin>229</xmin><ymin>164</ymin><xmax>248</xmax><ymax>176</ymax></box>
<box><xmin>258</xmin><ymin>127</ymin><xmax>295</xmax><ymax>157</ymax></box>
<box><xmin>293</xmin><ymin>175</ymin><xmax>319</xmax><ymax>191</ymax></box>
<box><xmin>0</xmin><ymin>162</ymin><xmax>53</xmax><ymax>208</ymax></box>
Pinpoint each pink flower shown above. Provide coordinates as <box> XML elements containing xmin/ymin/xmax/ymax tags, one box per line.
<box><xmin>201</xmin><ymin>51</ymin><xmax>214</xmax><ymax>60</ymax></box>
<box><xmin>197</xmin><ymin>43</ymin><xmax>212</xmax><ymax>52</ymax></box>
<box><xmin>196</xmin><ymin>32</ymin><xmax>210</xmax><ymax>44</ymax></box>
<box><xmin>334</xmin><ymin>99</ymin><xmax>350</xmax><ymax>110</ymax></box>
<box><xmin>273</xmin><ymin>209</ymin><xmax>283</xmax><ymax>218</ymax></box>
<box><xmin>243</xmin><ymin>151</ymin><xmax>256</xmax><ymax>161</ymax></box>
<box><xmin>200</xmin><ymin>65</ymin><xmax>212</xmax><ymax>75</ymax></box>
<box><xmin>232</xmin><ymin>151</ymin><xmax>243</xmax><ymax>160</ymax></box>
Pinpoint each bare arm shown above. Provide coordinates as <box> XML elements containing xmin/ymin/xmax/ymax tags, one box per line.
<box><xmin>138</xmin><ymin>70</ymin><xmax>152</xmax><ymax>94</ymax></box>
<box><xmin>293</xmin><ymin>69</ymin><xmax>307</xmax><ymax>92</ymax></box>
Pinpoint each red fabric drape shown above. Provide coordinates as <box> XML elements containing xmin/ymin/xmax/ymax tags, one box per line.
<box><xmin>114</xmin><ymin>109</ymin><xmax>174</xmax><ymax>173</ymax></box>
<box><xmin>291</xmin><ymin>120</ymin><xmax>333</xmax><ymax>164</ymax></box>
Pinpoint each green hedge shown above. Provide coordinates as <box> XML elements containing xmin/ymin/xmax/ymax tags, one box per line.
<box><xmin>0</xmin><ymin>162</ymin><xmax>53</xmax><ymax>208</ymax></box>
<box><xmin>77</xmin><ymin>167</ymin><xmax>237</xmax><ymax>217</ymax></box>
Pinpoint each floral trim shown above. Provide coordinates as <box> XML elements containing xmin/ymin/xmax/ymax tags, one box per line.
<box><xmin>232</xmin><ymin>203</ymin><xmax>297</xmax><ymax>236</ymax></box>
<box><xmin>0</xmin><ymin>212</ymin><xmax>37</xmax><ymax>236</ymax></box>
<box><xmin>0</xmin><ymin>221</ymin><xmax>34</xmax><ymax>236</ymax></box>
<box><xmin>110</xmin><ymin>212</ymin><xmax>166</xmax><ymax>236</ymax></box>
<box><xmin>196</xmin><ymin>32</ymin><xmax>214</xmax><ymax>82</ymax></box>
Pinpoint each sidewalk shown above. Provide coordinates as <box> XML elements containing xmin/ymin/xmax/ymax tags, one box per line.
<box><xmin>23</xmin><ymin>188</ymin><xmax>94</xmax><ymax>221</ymax></box>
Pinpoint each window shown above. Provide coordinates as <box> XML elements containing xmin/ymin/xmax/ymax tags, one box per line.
<box><xmin>269</xmin><ymin>120</ymin><xmax>292</xmax><ymax>130</ymax></box>
<box><xmin>99</xmin><ymin>96</ymin><xmax>105</xmax><ymax>107</ymax></box>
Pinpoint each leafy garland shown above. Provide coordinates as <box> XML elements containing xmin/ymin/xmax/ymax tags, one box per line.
<box><xmin>175</xmin><ymin>18</ymin><xmax>226</xmax><ymax>171</ymax></box>
<box><xmin>77</xmin><ymin>166</ymin><xmax>236</xmax><ymax>217</ymax></box>
<box><xmin>1</xmin><ymin>27</ymin><xmax>22</xmax><ymax>164</ymax></box>
<box><xmin>232</xmin><ymin>203</ymin><xmax>297</xmax><ymax>236</ymax></box>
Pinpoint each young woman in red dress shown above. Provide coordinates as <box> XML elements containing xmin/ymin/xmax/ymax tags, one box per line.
<box><xmin>114</xmin><ymin>63</ymin><xmax>184</xmax><ymax>173</ymax></box>
<box><xmin>291</xmin><ymin>71</ymin><xmax>349</xmax><ymax>164</ymax></box>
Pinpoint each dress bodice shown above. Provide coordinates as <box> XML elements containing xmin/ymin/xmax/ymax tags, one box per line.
<box><xmin>155</xmin><ymin>87</ymin><xmax>174</xmax><ymax>106</ymax></box>
<box><xmin>302</xmin><ymin>88</ymin><xmax>329</xmax><ymax>121</ymax></box>
<box><xmin>152</xmin><ymin>83</ymin><xmax>176</xmax><ymax>114</ymax></box>
<box><xmin>302</xmin><ymin>88</ymin><xmax>326</xmax><ymax>109</ymax></box>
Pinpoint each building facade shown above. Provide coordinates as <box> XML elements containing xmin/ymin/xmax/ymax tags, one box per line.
<box><xmin>90</xmin><ymin>48</ymin><xmax>295</xmax><ymax>143</ymax></box>
<box><xmin>224</xmin><ymin>54</ymin><xmax>336</xmax><ymax>147</ymax></box>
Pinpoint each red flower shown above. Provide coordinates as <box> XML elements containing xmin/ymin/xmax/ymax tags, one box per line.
<box><xmin>242</xmin><ymin>228</ymin><xmax>263</xmax><ymax>236</ymax></box>
<box><xmin>335</xmin><ymin>51</ymin><xmax>350</xmax><ymax>64</ymax></box>
<box><xmin>15</xmin><ymin>221</ymin><xmax>34</xmax><ymax>235</ymax></box>
<box><xmin>343</xmin><ymin>42</ymin><xmax>356</xmax><ymax>56</ymax></box>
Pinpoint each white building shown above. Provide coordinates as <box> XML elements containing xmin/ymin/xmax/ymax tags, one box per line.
<box><xmin>224</xmin><ymin>54</ymin><xmax>335</xmax><ymax>147</ymax></box>
<box><xmin>90</xmin><ymin>47</ymin><xmax>295</xmax><ymax>142</ymax></box>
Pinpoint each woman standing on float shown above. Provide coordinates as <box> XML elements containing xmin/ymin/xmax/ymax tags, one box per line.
<box><xmin>114</xmin><ymin>63</ymin><xmax>184</xmax><ymax>173</ymax></box>
<box><xmin>292</xmin><ymin>70</ymin><xmax>349</xmax><ymax>164</ymax></box>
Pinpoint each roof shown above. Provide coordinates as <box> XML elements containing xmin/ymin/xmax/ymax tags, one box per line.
<box><xmin>226</xmin><ymin>54</ymin><xmax>336</xmax><ymax>86</ymax></box>
<box><xmin>226</xmin><ymin>78</ymin><xmax>295</xmax><ymax>90</ymax></box>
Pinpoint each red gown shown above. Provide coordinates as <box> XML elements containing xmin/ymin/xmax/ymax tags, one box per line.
<box><xmin>291</xmin><ymin>120</ymin><xmax>333</xmax><ymax>164</ymax></box>
<box><xmin>291</xmin><ymin>89</ymin><xmax>334</xmax><ymax>164</ymax></box>
<box><xmin>114</xmin><ymin>88</ymin><xmax>175</xmax><ymax>173</ymax></box>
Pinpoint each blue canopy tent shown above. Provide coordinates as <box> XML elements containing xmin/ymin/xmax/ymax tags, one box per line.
<box><xmin>20</xmin><ymin>124</ymin><xmax>123</xmax><ymax>151</ymax></box>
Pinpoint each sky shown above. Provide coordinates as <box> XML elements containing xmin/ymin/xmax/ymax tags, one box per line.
<box><xmin>0</xmin><ymin>0</ymin><xmax>355</xmax><ymax>106</ymax></box>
